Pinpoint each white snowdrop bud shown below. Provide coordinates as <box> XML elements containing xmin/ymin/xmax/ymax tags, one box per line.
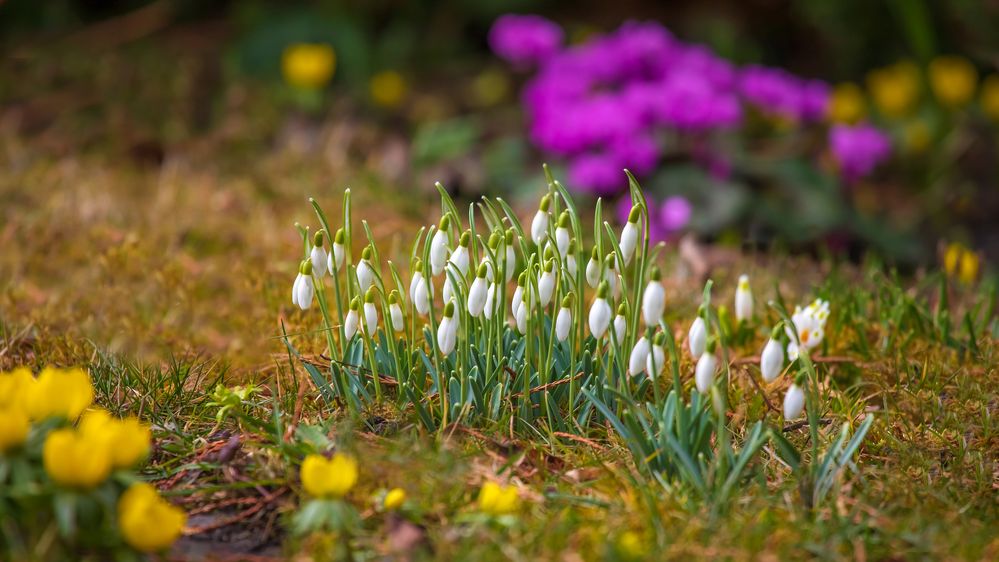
<box><xmin>411</xmin><ymin>262</ymin><xmax>432</xmax><ymax>317</ymax></box>
<box><xmin>565</xmin><ymin>238</ymin><xmax>578</xmax><ymax>279</ymax></box>
<box><xmin>357</xmin><ymin>247</ymin><xmax>376</xmax><ymax>293</ymax></box>
<box><xmin>363</xmin><ymin>288</ymin><xmax>378</xmax><ymax>334</ymax></box>
<box><xmin>388</xmin><ymin>291</ymin><xmax>404</xmax><ymax>333</ymax></box>
<box><xmin>620</xmin><ymin>205</ymin><xmax>640</xmax><ymax>265</ymax></box>
<box><xmin>293</xmin><ymin>260</ymin><xmax>315</xmax><ymax>310</ymax></box>
<box><xmin>555</xmin><ymin>294</ymin><xmax>573</xmax><ymax>342</ymax></box>
<box><xmin>467</xmin><ymin>264</ymin><xmax>489</xmax><ymax>317</ymax></box>
<box><xmin>588</xmin><ymin>281</ymin><xmax>612</xmax><ymax>339</ymax></box>
<box><xmin>437</xmin><ymin>301</ymin><xmax>457</xmax><ymax>355</ymax></box>
<box><xmin>530</xmin><ymin>194</ymin><xmax>552</xmax><ymax>245</ymax></box>
<box><xmin>512</xmin><ymin>273</ymin><xmax>526</xmax><ymax>317</ymax></box>
<box><xmin>612</xmin><ymin>304</ymin><xmax>628</xmax><ymax>347</ymax></box>
<box><xmin>603</xmin><ymin>253</ymin><xmax>619</xmax><ymax>298</ymax></box>
<box><xmin>642</xmin><ymin>267</ymin><xmax>665</xmax><ymax>327</ymax></box>
<box><xmin>760</xmin><ymin>333</ymin><xmax>784</xmax><ymax>383</ymax></box>
<box><xmin>344</xmin><ymin>297</ymin><xmax>361</xmax><ymax>341</ymax></box>
<box><xmin>555</xmin><ymin>211</ymin><xmax>571</xmax><ymax>257</ymax></box>
<box><xmin>310</xmin><ymin>231</ymin><xmax>328</xmax><ymax>279</ymax></box>
<box><xmin>484</xmin><ymin>283</ymin><xmax>498</xmax><ymax>319</ymax></box>
<box><xmin>328</xmin><ymin>228</ymin><xmax>346</xmax><ymax>274</ymax></box>
<box><xmin>585</xmin><ymin>246</ymin><xmax>601</xmax><ymax>288</ymax></box>
<box><xmin>449</xmin><ymin>231</ymin><xmax>472</xmax><ymax>277</ymax></box>
<box><xmin>735</xmin><ymin>274</ymin><xmax>753</xmax><ymax>323</ymax></box>
<box><xmin>409</xmin><ymin>259</ymin><xmax>425</xmax><ymax>302</ymax></box>
<box><xmin>515</xmin><ymin>301</ymin><xmax>528</xmax><ymax>334</ymax></box>
<box><xmin>628</xmin><ymin>336</ymin><xmax>651</xmax><ymax>376</ymax></box>
<box><xmin>783</xmin><ymin>382</ymin><xmax>806</xmax><ymax>420</ymax></box>
<box><xmin>538</xmin><ymin>260</ymin><xmax>556</xmax><ymax>307</ymax></box>
<box><xmin>688</xmin><ymin>314</ymin><xmax>707</xmax><ymax>358</ymax></box>
<box><xmin>646</xmin><ymin>333</ymin><xmax>666</xmax><ymax>379</ymax></box>
<box><xmin>695</xmin><ymin>340</ymin><xmax>719</xmax><ymax>394</ymax></box>
<box><xmin>504</xmin><ymin>229</ymin><xmax>517</xmax><ymax>282</ymax></box>
<box><xmin>430</xmin><ymin>216</ymin><xmax>451</xmax><ymax>276</ymax></box>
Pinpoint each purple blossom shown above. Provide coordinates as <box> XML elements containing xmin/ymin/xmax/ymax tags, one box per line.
<box><xmin>568</xmin><ymin>152</ymin><xmax>622</xmax><ymax>196</ymax></box>
<box><xmin>489</xmin><ymin>15</ymin><xmax>563</xmax><ymax>67</ymax></box>
<box><xmin>829</xmin><ymin>123</ymin><xmax>892</xmax><ymax>181</ymax></box>
<box><xmin>660</xmin><ymin>196</ymin><xmax>693</xmax><ymax>232</ymax></box>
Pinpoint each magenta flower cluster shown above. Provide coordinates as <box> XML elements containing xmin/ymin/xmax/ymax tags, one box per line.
<box><xmin>828</xmin><ymin>124</ymin><xmax>892</xmax><ymax>182</ymax></box>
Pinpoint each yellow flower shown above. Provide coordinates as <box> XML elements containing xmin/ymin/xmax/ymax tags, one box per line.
<box><xmin>0</xmin><ymin>407</ymin><xmax>30</xmax><ymax>453</ymax></box>
<box><xmin>477</xmin><ymin>481</ymin><xmax>520</xmax><ymax>515</ymax></box>
<box><xmin>300</xmin><ymin>453</ymin><xmax>358</xmax><ymax>498</ymax></box>
<box><xmin>370</xmin><ymin>70</ymin><xmax>407</xmax><ymax>108</ymax></box>
<box><xmin>867</xmin><ymin>61</ymin><xmax>920</xmax><ymax>118</ymax></box>
<box><xmin>118</xmin><ymin>482</ymin><xmax>186</xmax><ymax>553</ymax></box>
<box><xmin>929</xmin><ymin>56</ymin><xmax>978</xmax><ymax>108</ymax></box>
<box><xmin>43</xmin><ymin>428</ymin><xmax>111</xmax><ymax>488</ymax></box>
<box><xmin>827</xmin><ymin>83</ymin><xmax>866</xmax><ymax>124</ymax></box>
<box><xmin>383</xmin><ymin>487</ymin><xmax>406</xmax><ymax>510</ymax></box>
<box><xmin>944</xmin><ymin>242</ymin><xmax>980</xmax><ymax>285</ymax></box>
<box><xmin>79</xmin><ymin>409</ymin><xmax>151</xmax><ymax>469</ymax></box>
<box><xmin>902</xmin><ymin>120</ymin><xmax>931</xmax><ymax>154</ymax></box>
<box><xmin>23</xmin><ymin>367</ymin><xmax>93</xmax><ymax>421</ymax></box>
<box><xmin>282</xmin><ymin>43</ymin><xmax>336</xmax><ymax>90</ymax></box>
<box><xmin>980</xmin><ymin>74</ymin><xmax>999</xmax><ymax>122</ymax></box>
<box><xmin>616</xmin><ymin>531</ymin><xmax>647</xmax><ymax>560</ymax></box>
<box><xmin>0</xmin><ymin>367</ymin><xmax>35</xmax><ymax>410</ymax></box>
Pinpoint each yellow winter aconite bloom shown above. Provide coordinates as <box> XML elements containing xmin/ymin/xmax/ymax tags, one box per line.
<box><xmin>902</xmin><ymin>120</ymin><xmax>931</xmax><ymax>154</ymax></box>
<box><xmin>370</xmin><ymin>70</ymin><xmax>407</xmax><ymax>108</ymax></box>
<box><xmin>0</xmin><ymin>367</ymin><xmax>35</xmax><ymax>410</ymax></box>
<box><xmin>944</xmin><ymin>242</ymin><xmax>980</xmax><ymax>285</ymax></box>
<box><xmin>828</xmin><ymin>83</ymin><xmax>866</xmax><ymax>124</ymax></box>
<box><xmin>616</xmin><ymin>531</ymin><xmax>648</xmax><ymax>559</ymax></box>
<box><xmin>867</xmin><ymin>61</ymin><xmax>920</xmax><ymax>118</ymax></box>
<box><xmin>300</xmin><ymin>453</ymin><xmax>358</xmax><ymax>498</ymax></box>
<box><xmin>929</xmin><ymin>56</ymin><xmax>978</xmax><ymax>108</ymax></box>
<box><xmin>383</xmin><ymin>487</ymin><xmax>406</xmax><ymax>510</ymax></box>
<box><xmin>477</xmin><ymin>481</ymin><xmax>520</xmax><ymax>515</ymax></box>
<box><xmin>118</xmin><ymin>482</ymin><xmax>186</xmax><ymax>553</ymax></box>
<box><xmin>23</xmin><ymin>367</ymin><xmax>93</xmax><ymax>421</ymax></box>
<box><xmin>79</xmin><ymin>409</ymin><xmax>151</xmax><ymax>469</ymax></box>
<box><xmin>43</xmin><ymin>428</ymin><xmax>111</xmax><ymax>488</ymax></box>
<box><xmin>282</xmin><ymin>43</ymin><xmax>336</xmax><ymax>90</ymax></box>
<box><xmin>0</xmin><ymin>407</ymin><xmax>30</xmax><ymax>453</ymax></box>
<box><xmin>980</xmin><ymin>75</ymin><xmax>999</xmax><ymax>122</ymax></box>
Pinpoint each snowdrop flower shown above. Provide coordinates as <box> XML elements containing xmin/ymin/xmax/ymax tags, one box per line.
<box><xmin>430</xmin><ymin>215</ymin><xmax>451</xmax><ymax>276</ymax></box>
<box><xmin>585</xmin><ymin>247</ymin><xmax>601</xmax><ymax>289</ymax></box>
<box><xmin>565</xmin><ymin>239</ymin><xmax>578</xmax><ymax>279</ymax></box>
<box><xmin>515</xmin><ymin>300</ymin><xmax>528</xmax><ymax>334</ymax></box>
<box><xmin>735</xmin><ymin>274</ymin><xmax>753</xmax><ymax>323</ymax></box>
<box><xmin>504</xmin><ymin>229</ymin><xmax>517</xmax><ymax>282</ymax></box>
<box><xmin>448</xmin><ymin>230</ymin><xmax>472</xmax><ymax>277</ymax></box>
<box><xmin>555</xmin><ymin>211</ymin><xmax>571</xmax><ymax>257</ymax></box>
<box><xmin>467</xmin><ymin>263</ymin><xmax>489</xmax><ymax>317</ymax></box>
<box><xmin>538</xmin><ymin>259</ymin><xmax>556</xmax><ymax>307</ymax></box>
<box><xmin>344</xmin><ymin>297</ymin><xmax>361</xmax><ymax>341</ymax></box>
<box><xmin>688</xmin><ymin>312</ymin><xmax>707</xmax><ymax>358</ymax></box>
<box><xmin>603</xmin><ymin>253</ymin><xmax>619</xmax><ymax>298</ymax></box>
<box><xmin>388</xmin><ymin>291</ymin><xmax>404</xmax><ymax>332</ymax></box>
<box><xmin>555</xmin><ymin>294</ymin><xmax>573</xmax><ymax>342</ymax></box>
<box><xmin>291</xmin><ymin>260</ymin><xmax>315</xmax><ymax>310</ymax></box>
<box><xmin>695</xmin><ymin>339</ymin><xmax>718</xmax><ymax>394</ymax></box>
<box><xmin>641</xmin><ymin>267</ymin><xmax>665</xmax><ymax>327</ymax></box>
<box><xmin>612</xmin><ymin>304</ymin><xmax>628</xmax><ymax>347</ymax></box>
<box><xmin>783</xmin><ymin>380</ymin><xmax>806</xmax><ymax>419</ymax></box>
<box><xmin>628</xmin><ymin>336</ymin><xmax>650</xmax><ymax>376</ymax></box>
<box><xmin>328</xmin><ymin>228</ymin><xmax>345</xmax><ymax>274</ymax></box>
<box><xmin>310</xmin><ymin>231</ymin><xmax>328</xmax><ymax>279</ymax></box>
<box><xmin>785</xmin><ymin>298</ymin><xmax>830</xmax><ymax>360</ymax></box>
<box><xmin>437</xmin><ymin>301</ymin><xmax>458</xmax><ymax>355</ymax></box>
<box><xmin>443</xmin><ymin>276</ymin><xmax>454</xmax><ymax>304</ymax></box>
<box><xmin>410</xmin><ymin>259</ymin><xmax>433</xmax><ymax>316</ymax></box>
<box><xmin>512</xmin><ymin>273</ymin><xmax>526</xmax><ymax>317</ymax></box>
<box><xmin>646</xmin><ymin>332</ymin><xmax>666</xmax><ymax>379</ymax></box>
<box><xmin>760</xmin><ymin>324</ymin><xmax>785</xmax><ymax>382</ymax></box>
<box><xmin>357</xmin><ymin>247</ymin><xmax>376</xmax><ymax>293</ymax></box>
<box><xmin>484</xmin><ymin>282</ymin><xmax>498</xmax><ymax>319</ymax></box>
<box><xmin>588</xmin><ymin>281</ymin><xmax>612</xmax><ymax>339</ymax></box>
<box><xmin>530</xmin><ymin>194</ymin><xmax>552</xmax><ymax>245</ymax></box>
<box><xmin>363</xmin><ymin>288</ymin><xmax>378</xmax><ymax>334</ymax></box>
<box><xmin>619</xmin><ymin>205</ymin><xmax>640</xmax><ymax>265</ymax></box>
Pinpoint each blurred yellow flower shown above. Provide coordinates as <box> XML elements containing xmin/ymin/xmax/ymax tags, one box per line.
<box><xmin>80</xmin><ymin>409</ymin><xmax>151</xmax><ymax>469</ymax></box>
<box><xmin>0</xmin><ymin>367</ymin><xmax>35</xmax><ymax>410</ymax></box>
<box><xmin>301</xmin><ymin>453</ymin><xmax>358</xmax><ymax>498</ymax></box>
<box><xmin>980</xmin><ymin>74</ymin><xmax>999</xmax><ymax>122</ymax></box>
<box><xmin>929</xmin><ymin>56</ymin><xmax>978</xmax><ymax>108</ymax></box>
<box><xmin>867</xmin><ymin>61</ymin><xmax>920</xmax><ymax>118</ymax></box>
<box><xmin>828</xmin><ymin>83</ymin><xmax>866</xmax><ymax>124</ymax></box>
<box><xmin>477</xmin><ymin>481</ymin><xmax>520</xmax><ymax>515</ymax></box>
<box><xmin>902</xmin><ymin>120</ymin><xmax>931</xmax><ymax>154</ymax></box>
<box><xmin>370</xmin><ymin>70</ymin><xmax>407</xmax><ymax>108</ymax></box>
<box><xmin>43</xmin><ymin>428</ymin><xmax>111</xmax><ymax>488</ymax></box>
<box><xmin>282</xmin><ymin>43</ymin><xmax>336</xmax><ymax>90</ymax></box>
<box><xmin>616</xmin><ymin>531</ymin><xmax>647</xmax><ymax>559</ymax></box>
<box><xmin>944</xmin><ymin>242</ymin><xmax>980</xmax><ymax>285</ymax></box>
<box><xmin>118</xmin><ymin>482</ymin><xmax>186</xmax><ymax>552</ymax></box>
<box><xmin>383</xmin><ymin>487</ymin><xmax>406</xmax><ymax>510</ymax></box>
<box><xmin>0</xmin><ymin>407</ymin><xmax>30</xmax><ymax>453</ymax></box>
<box><xmin>470</xmin><ymin>68</ymin><xmax>510</xmax><ymax>107</ymax></box>
<box><xmin>24</xmin><ymin>367</ymin><xmax>93</xmax><ymax>421</ymax></box>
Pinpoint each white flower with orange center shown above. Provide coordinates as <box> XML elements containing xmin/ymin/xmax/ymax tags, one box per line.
<box><xmin>785</xmin><ymin>298</ymin><xmax>830</xmax><ymax>360</ymax></box>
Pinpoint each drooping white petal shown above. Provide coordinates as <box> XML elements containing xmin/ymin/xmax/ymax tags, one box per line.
<box><xmin>760</xmin><ymin>338</ymin><xmax>784</xmax><ymax>382</ymax></box>
<box><xmin>555</xmin><ymin>307</ymin><xmax>572</xmax><ymax>342</ymax></box>
<box><xmin>443</xmin><ymin>277</ymin><xmax>454</xmax><ymax>303</ymax></box>
<box><xmin>390</xmin><ymin>303</ymin><xmax>404</xmax><ymax>332</ymax></box>
<box><xmin>735</xmin><ymin>275</ymin><xmax>753</xmax><ymax>322</ymax></box>
<box><xmin>297</xmin><ymin>275</ymin><xmax>314</xmax><ymax>310</ymax></box>
<box><xmin>357</xmin><ymin>260</ymin><xmax>374</xmax><ymax>293</ymax></box>
<box><xmin>331</xmin><ymin>243</ymin><xmax>345</xmax><ymax>272</ymax></box>
<box><xmin>310</xmin><ymin>246</ymin><xmax>328</xmax><ymax>279</ymax></box>
<box><xmin>437</xmin><ymin>317</ymin><xmax>456</xmax><ymax>355</ymax></box>
<box><xmin>505</xmin><ymin>246</ymin><xmax>516</xmax><ymax>282</ymax></box>
<box><xmin>516</xmin><ymin>302</ymin><xmax>528</xmax><ymax>334</ymax></box>
<box><xmin>783</xmin><ymin>384</ymin><xmax>805</xmax><ymax>419</ymax></box>
<box><xmin>695</xmin><ymin>353</ymin><xmax>718</xmax><ymax>394</ymax></box>
<box><xmin>484</xmin><ymin>283</ymin><xmax>497</xmax><ymax>319</ymax></box>
<box><xmin>642</xmin><ymin>281</ymin><xmax>665</xmax><ymax>326</ymax></box>
<box><xmin>414</xmin><ymin>278</ymin><xmax>430</xmax><ymax>316</ymax></box>
<box><xmin>786</xmin><ymin>341</ymin><xmax>800</xmax><ymax>362</ymax></box>
<box><xmin>628</xmin><ymin>337</ymin><xmax>650</xmax><ymax>375</ymax></box>
<box><xmin>566</xmin><ymin>255</ymin><xmax>577</xmax><ymax>279</ymax></box>
<box><xmin>430</xmin><ymin>230</ymin><xmax>449</xmax><ymax>276</ymax></box>
<box><xmin>363</xmin><ymin>302</ymin><xmax>378</xmax><ymax>334</ymax></box>
<box><xmin>344</xmin><ymin>310</ymin><xmax>359</xmax><ymax>340</ymax></box>
<box><xmin>620</xmin><ymin>222</ymin><xmax>638</xmax><ymax>265</ymax></box>
<box><xmin>511</xmin><ymin>286</ymin><xmax>524</xmax><ymax>317</ymax></box>
<box><xmin>585</xmin><ymin>257</ymin><xmax>600</xmax><ymax>289</ymax></box>
<box><xmin>292</xmin><ymin>273</ymin><xmax>303</xmax><ymax>307</ymax></box>
<box><xmin>467</xmin><ymin>277</ymin><xmax>488</xmax><ymax>317</ymax></box>
<box><xmin>555</xmin><ymin>227</ymin><xmax>569</xmax><ymax>257</ymax></box>
<box><xmin>688</xmin><ymin>317</ymin><xmax>706</xmax><ymax>357</ymax></box>
<box><xmin>530</xmin><ymin>210</ymin><xmax>549</xmax><ymax>245</ymax></box>
<box><xmin>612</xmin><ymin>315</ymin><xmax>627</xmax><ymax>346</ymax></box>
<box><xmin>538</xmin><ymin>271</ymin><xmax>555</xmax><ymax>307</ymax></box>
<box><xmin>448</xmin><ymin>246</ymin><xmax>470</xmax><ymax>277</ymax></box>
<box><xmin>588</xmin><ymin>298</ymin><xmax>611</xmax><ymax>338</ymax></box>
<box><xmin>646</xmin><ymin>344</ymin><xmax>666</xmax><ymax>379</ymax></box>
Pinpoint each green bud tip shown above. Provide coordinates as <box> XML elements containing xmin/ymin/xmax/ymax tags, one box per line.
<box><xmin>568</xmin><ymin>238</ymin><xmax>577</xmax><ymax>252</ymax></box>
<box><xmin>459</xmin><ymin>230</ymin><xmax>471</xmax><ymax>246</ymax></box>
<box><xmin>561</xmin><ymin>293</ymin><xmax>574</xmax><ymax>308</ymax></box>
<box><xmin>539</xmin><ymin>193</ymin><xmax>551</xmax><ymax>212</ymax></box>
<box><xmin>770</xmin><ymin>322</ymin><xmax>784</xmax><ymax>340</ymax></box>
<box><xmin>649</xmin><ymin>267</ymin><xmax>661</xmax><ymax>281</ymax></box>
<box><xmin>364</xmin><ymin>287</ymin><xmax>377</xmax><ymax>303</ymax></box>
<box><xmin>544</xmin><ymin>259</ymin><xmax>555</xmax><ymax>272</ymax></box>
<box><xmin>476</xmin><ymin>263</ymin><xmax>488</xmax><ymax>278</ymax></box>
<box><xmin>361</xmin><ymin>247</ymin><xmax>372</xmax><ymax>260</ymax></box>
<box><xmin>334</xmin><ymin>228</ymin><xmax>346</xmax><ymax>244</ymax></box>
<box><xmin>413</xmin><ymin>258</ymin><xmax>423</xmax><ymax>272</ymax></box>
<box><xmin>604</xmin><ymin>253</ymin><xmax>616</xmax><ymax>269</ymax></box>
<box><xmin>300</xmin><ymin>260</ymin><xmax>313</xmax><ymax>275</ymax></box>
<box><xmin>313</xmin><ymin>231</ymin><xmax>325</xmax><ymax>247</ymax></box>
<box><xmin>517</xmin><ymin>272</ymin><xmax>527</xmax><ymax>287</ymax></box>
<box><xmin>617</xmin><ymin>303</ymin><xmax>628</xmax><ymax>316</ymax></box>
<box><xmin>653</xmin><ymin>331</ymin><xmax>666</xmax><ymax>345</ymax></box>
<box><xmin>558</xmin><ymin>210</ymin><xmax>571</xmax><ymax>228</ymax></box>
<box><xmin>488</xmin><ymin>232</ymin><xmax>500</xmax><ymax>249</ymax></box>
<box><xmin>628</xmin><ymin>205</ymin><xmax>641</xmax><ymax>224</ymax></box>
<box><xmin>439</xmin><ymin>215</ymin><xmax>451</xmax><ymax>231</ymax></box>
<box><xmin>388</xmin><ymin>291</ymin><xmax>399</xmax><ymax>304</ymax></box>
<box><xmin>706</xmin><ymin>338</ymin><xmax>717</xmax><ymax>353</ymax></box>
<box><xmin>350</xmin><ymin>296</ymin><xmax>361</xmax><ymax>310</ymax></box>
<box><xmin>597</xmin><ymin>281</ymin><xmax>609</xmax><ymax>298</ymax></box>
<box><xmin>794</xmin><ymin>371</ymin><xmax>807</xmax><ymax>386</ymax></box>
<box><xmin>443</xmin><ymin>301</ymin><xmax>455</xmax><ymax>317</ymax></box>
<box><xmin>544</xmin><ymin>245</ymin><xmax>555</xmax><ymax>260</ymax></box>
<box><xmin>590</xmin><ymin>246</ymin><xmax>599</xmax><ymax>260</ymax></box>
<box><xmin>505</xmin><ymin>228</ymin><xmax>514</xmax><ymax>243</ymax></box>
